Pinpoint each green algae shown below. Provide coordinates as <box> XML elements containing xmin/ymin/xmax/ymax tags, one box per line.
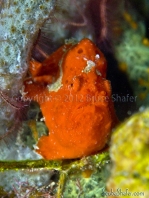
<box><xmin>0</xmin><ymin>159</ymin><xmax>62</xmax><ymax>171</ymax></box>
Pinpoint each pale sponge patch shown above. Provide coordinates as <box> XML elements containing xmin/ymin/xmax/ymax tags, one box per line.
<box><xmin>0</xmin><ymin>0</ymin><xmax>55</xmax><ymax>89</ymax></box>
<box><xmin>0</xmin><ymin>0</ymin><xmax>55</xmax><ymax>136</ymax></box>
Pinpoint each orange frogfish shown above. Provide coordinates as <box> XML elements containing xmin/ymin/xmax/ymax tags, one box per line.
<box><xmin>24</xmin><ymin>38</ymin><xmax>118</xmax><ymax>159</ymax></box>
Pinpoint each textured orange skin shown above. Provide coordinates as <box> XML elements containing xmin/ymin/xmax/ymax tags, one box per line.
<box><xmin>24</xmin><ymin>38</ymin><xmax>118</xmax><ymax>159</ymax></box>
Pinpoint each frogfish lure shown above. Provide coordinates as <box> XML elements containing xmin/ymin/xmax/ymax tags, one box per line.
<box><xmin>24</xmin><ymin>38</ymin><xmax>118</xmax><ymax>159</ymax></box>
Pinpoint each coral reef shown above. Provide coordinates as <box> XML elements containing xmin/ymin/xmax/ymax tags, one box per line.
<box><xmin>107</xmin><ymin>109</ymin><xmax>149</xmax><ymax>197</ymax></box>
<box><xmin>0</xmin><ymin>2</ymin><xmax>118</xmax><ymax>196</ymax></box>
<box><xmin>1</xmin><ymin>0</ymin><xmax>149</xmax><ymax>197</ymax></box>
